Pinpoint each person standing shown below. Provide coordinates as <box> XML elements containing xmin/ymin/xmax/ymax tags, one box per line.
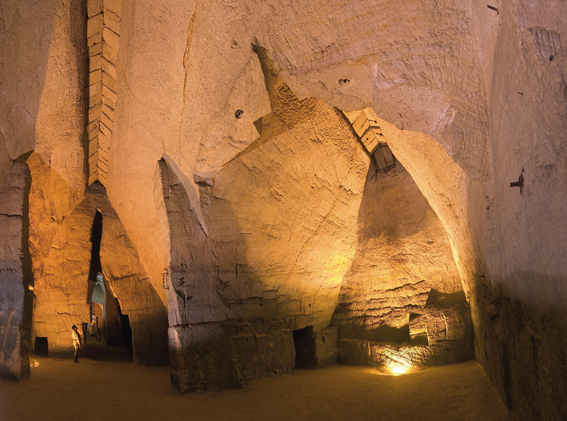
<box><xmin>72</xmin><ymin>325</ymin><xmax>81</xmax><ymax>363</ymax></box>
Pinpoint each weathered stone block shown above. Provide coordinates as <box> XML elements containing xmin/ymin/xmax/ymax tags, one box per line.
<box><xmin>89</xmin><ymin>69</ymin><xmax>102</xmax><ymax>85</ymax></box>
<box><xmin>89</xmin><ymin>42</ymin><xmax>103</xmax><ymax>57</ymax></box>
<box><xmin>169</xmin><ymin>322</ymin><xmax>295</xmax><ymax>392</ymax></box>
<box><xmin>87</xmin><ymin>13</ymin><xmax>103</xmax><ymax>37</ymax></box>
<box><xmin>88</xmin><ymin>81</ymin><xmax>102</xmax><ymax>99</ymax></box>
<box><xmin>315</xmin><ymin>326</ymin><xmax>338</xmax><ymax>368</ymax></box>
<box><xmin>103</xmin><ymin>0</ymin><xmax>122</xmax><ymax>17</ymax></box>
<box><xmin>100</xmin><ymin>110</ymin><xmax>113</xmax><ymax>131</ymax></box>
<box><xmin>87</xmin><ymin>32</ymin><xmax>102</xmax><ymax>48</ymax></box>
<box><xmin>0</xmin><ymin>163</ymin><xmax>32</xmax><ymax>381</ymax></box>
<box><xmin>89</xmin><ymin>53</ymin><xmax>102</xmax><ymax>73</ymax></box>
<box><xmin>103</xmin><ymin>9</ymin><xmax>120</xmax><ymax>35</ymax></box>
<box><xmin>102</xmin><ymin>29</ymin><xmax>119</xmax><ymax>62</ymax></box>
<box><xmin>101</xmin><ymin>58</ymin><xmax>116</xmax><ymax>80</ymax></box>
<box><xmin>87</xmin><ymin>0</ymin><xmax>103</xmax><ymax>18</ymax></box>
<box><xmin>337</xmin><ymin>290</ymin><xmax>474</xmax><ymax>368</ymax></box>
<box><xmin>102</xmin><ymin>85</ymin><xmax>117</xmax><ymax>102</ymax></box>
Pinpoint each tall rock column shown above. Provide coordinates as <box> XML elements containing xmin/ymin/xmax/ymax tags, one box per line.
<box><xmin>87</xmin><ymin>0</ymin><xmax>121</xmax><ymax>186</ymax></box>
<box><xmin>0</xmin><ymin>162</ymin><xmax>33</xmax><ymax>380</ymax></box>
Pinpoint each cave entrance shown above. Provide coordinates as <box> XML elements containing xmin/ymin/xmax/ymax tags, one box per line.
<box><xmin>293</xmin><ymin>326</ymin><xmax>317</xmax><ymax>369</ymax></box>
<box><xmin>86</xmin><ymin>211</ymin><xmax>132</xmax><ymax>360</ymax></box>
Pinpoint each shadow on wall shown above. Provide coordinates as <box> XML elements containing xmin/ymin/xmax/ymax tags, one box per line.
<box><xmin>157</xmin><ymin>44</ymin><xmax>370</xmax><ymax>392</ymax></box>
<box><xmin>159</xmin><ymin>155</ymin><xmax>283</xmax><ymax>392</ymax></box>
<box><xmin>332</xmin><ymin>156</ymin><xmax>472</xmax><ymax>368</ymax></box>
<box><xmin>472</xmin><ymin>273</ymin><xmax>567</xmax><ymax>420</ymax></box>
<box><xmin>0</xmin><ymin>160</ymin><xmax>33</xmax><ymax>380</ymax></box>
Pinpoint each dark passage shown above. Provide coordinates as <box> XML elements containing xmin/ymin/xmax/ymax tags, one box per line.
<box><xmin>293</xmin><ymin>326</ymin><xmax>317</xmax><ymax>369</ymax></box>
<box><xmin>34</xmin><ymin>337</ymin><xmax>48</xmax><ymax>356</ymax></box>
<box><xmin>118</xmin><ymin>305</ymin><xmax>133</xmax><ymax>354</ymax></box>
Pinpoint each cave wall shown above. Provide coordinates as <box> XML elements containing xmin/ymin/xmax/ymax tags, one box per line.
<box><xmin>32</xmin><ymin>183</ymin><xmax>168</xmax><ymax>364</ymax></box>
<box><xmin>0</xmin><ymin>162</ymin><xmax>32</xmax><ymax>380</ymax></box>
<box><xmin>0</xmin><ymin>1</ymin><xmax>565</xmax><ymax>418</ymax></box>
<box><xmin>159</xmin><ymin>46</ymin><xmax>370</xmax><ymax>390</ymax></box>
<box><xmin>332</xmin><ymin>162</ymin><xmax>473</xmax><ymax>367</ymax></box>
<box><xmin>474</xmin><ymin>5</ymin><xmax>567</xmax><ymax>419</ymax></box>
<box><xmin>258</xmin><ymin>1</ymin><xmax>566</xmax><ymax>418</ymax></box>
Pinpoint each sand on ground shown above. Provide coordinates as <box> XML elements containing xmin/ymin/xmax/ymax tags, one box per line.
<box><xmin>0</xmin><ymin>347</ymin><xmax>511</xmax><ymax>421</ymax></box>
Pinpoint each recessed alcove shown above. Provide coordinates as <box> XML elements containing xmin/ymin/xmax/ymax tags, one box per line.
<box><xmin>293</xmin><ymin>326</ymin><xmax>317</xmax><ymax>369</ymax></box>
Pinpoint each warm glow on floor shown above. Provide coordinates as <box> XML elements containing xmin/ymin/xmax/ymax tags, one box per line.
<box><xmin>388</xmin><ymin>362</ymin><xmax>410</xmax><ymax>376</ymax></box>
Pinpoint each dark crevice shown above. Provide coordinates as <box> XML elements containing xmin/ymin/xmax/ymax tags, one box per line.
<box><xmin>88</xmin><ymin>211</ymin><xmax>103</xmax><ymax>282</ymax></box>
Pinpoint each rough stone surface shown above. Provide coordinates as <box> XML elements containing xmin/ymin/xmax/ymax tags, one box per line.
<box><xmin>32</xmin><ymin>182</ymin><xmax>168</xmax><ymax>364</ymax></box>
<box><xmin>338</xmin><ymin>290</ymin><xmax>474</xmax><ymax>368</ymax></box>
<box><xmin>0</xmin><ymin>163</ymin><xmax>32</xmax><ymax>380</ymax></box>
<box><xmin>169</xmin><ymin>320</ymin><xmax>297</xmax><ymax>393</ymax></box>
<box><xmin>87</xmin><ymin>0</ymin><xmax>121</xmax><ymax>186</ymax></box>
<box><xmin>333</xmin><ymin>162</ymin><xmax>464</xmax><ymax>332</ymax></box>
<box><xmin>314</xmin><ymin>326</ymin><xmax>339</xmax><ymax>369</ymax></box>
<box><xmin>159</xmin><ymin>47</ymin><xmax>369</xmax><ymax>390</ymax></box>
<box><xmin>331</xmin><ymin>159</ymin><xmax>473</xmax><ymax>365</ymax></box>
<box><xmin>0</xmin><ymin>2</ymin><xmax>566</xmax><ymax>418</ymax></box>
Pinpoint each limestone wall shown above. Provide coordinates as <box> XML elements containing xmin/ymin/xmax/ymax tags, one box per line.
<box><xmin>332</xmin><ymin>162</ymin><xmax>473</xmax><ymax>366</ymax></box>
<box><xmin>474</xmin><ymin>5</ymin><xmax>567</xmax><ymax>419</ymax></box>
<box><xmin>32</xmin><ymin>183</ymin><xmax>168</xmax><ymax>364</ymax></box>
<box><xmin>257</xmin><ymin>2</ymin><xmax>566</xmax><ymax>418</ymax></box>
<box><xmin>0</xmin><ymin>162</ymin><xmax>32</xmax><ymax>380</ymax></box>
<box><xmin>159</xmin><ymin>46</ymin><xmax>370</xmax><ymax>389</ymax></box>
<box><xmin>0</xmin><ymin>1</ymin><xmax>566</xmax><ymax>417</ymax></box>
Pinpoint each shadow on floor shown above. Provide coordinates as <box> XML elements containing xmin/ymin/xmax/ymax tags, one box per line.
<box><xmin>83</xmin><ymin>343</ymin><xmax>133</xmax><ymax>362</ymax></box>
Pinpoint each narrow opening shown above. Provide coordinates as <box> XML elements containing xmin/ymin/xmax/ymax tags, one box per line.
<box><xmin>293</xmin><ymin>326</ymin><xmax>317</xmax><ymax>369</ymax></box>
<box><xmin>88</xmin><ymin>212</ymin><xmax>103</xmax><ymax>282</ymax></box>
<box><xmin>89</xmin><ymin>273</ymin><xmax>105</xmax><ymax>342</ymax></box>
<box><xmin>118</xmin><ymin>303</ymin><xmax>133</xmax><ymax>354</ymax></box>
<box><xmin>84</xmin><ymin>211</ymin><xmax>132</xmax><ymax>361</ymax></box>
<box><xmin>34</xmin><ymin>337</ymin><xmax>48</xmax><ymax>356</ymax></box>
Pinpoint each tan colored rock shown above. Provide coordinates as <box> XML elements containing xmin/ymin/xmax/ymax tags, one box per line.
<box><xmin>0</xmin><ymin>163</ymin><xmax>32</xmax><ymax>380</ymax></box>
<box><xmin>87</xmin><ymin>0</ymin><xmax>121</xmax><ymax>187</ymax></box>
<box><xmin>32</xmin><ymin>183</ymin><xmax>167</xmax><ymax>364</ymax></box>
<box><xmin>1</xmin><ymin>1</ymin><xmax>566</xmax><ymax>416</ymax></box>
<box><xmin>333</xmin><ymin>161</ymin><xmax>466</xmax><ymax>356</ymax></box>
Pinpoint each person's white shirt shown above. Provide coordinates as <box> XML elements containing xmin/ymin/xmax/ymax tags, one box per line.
<box><xmin>72</xmin><ymin>329</ymin><xmax>81</xmax><ymax>346</ymax></box>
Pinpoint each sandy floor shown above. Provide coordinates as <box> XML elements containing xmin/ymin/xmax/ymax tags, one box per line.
<box><xmin>1</xmin><ymin>349</ymin><xmax>511</xmax><ymax>421</ymax></box>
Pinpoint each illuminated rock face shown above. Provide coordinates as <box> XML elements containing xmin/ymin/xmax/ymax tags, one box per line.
<box><xmin>0</xmin><ymin>1</ymin><xmax>566</xmax><ymax>419</ymax></box>
<box><xmin>333</xmin><ymin>163</ymin><xmax>473</xmax><ymax>366</ymax></box>
<box><xmin>159</xmin><ymin>46</ymin><xmax>371</xmax><ymax>390</ymax></box>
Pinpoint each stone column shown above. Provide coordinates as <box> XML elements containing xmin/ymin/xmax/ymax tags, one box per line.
<box><xmin>0</xmin><ymin>162</ymin><xmax>33</xmax><ymax>380</ymax></box>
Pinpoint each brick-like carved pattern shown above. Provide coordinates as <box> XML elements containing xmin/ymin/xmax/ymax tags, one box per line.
<box><xmin>346</xmin><ymin>108</ymin><xmax>395</xmax><ymax>170</ymax></box>
<box><xmin>87</xmin><ymin>0</ymin><xmax>121</xmax><ymax>186</ymax></box>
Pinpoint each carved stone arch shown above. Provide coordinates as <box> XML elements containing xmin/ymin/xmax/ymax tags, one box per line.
<box><xmin>32</xmin><ymin>182</ymin><xmax>168</xmax><ymax>364</ymax></box>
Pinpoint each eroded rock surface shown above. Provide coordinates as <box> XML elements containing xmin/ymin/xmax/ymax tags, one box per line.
<box><xmin>332</xmin><ymin>161</ymin><xmax>472</xmax><ymax>366</ymax></box>
<box><xmin>0</xmin><ymin>2</ymin><xmax>566</xmax><ymax>419</ymax></box>
<box><xmin>0</xmin><ymin>162</ymin><xmax>32</xmax><ymax>380</ymax></box>
<box><xmin>159</xmin><ymin>46</ymin><xmax>370</xmax><ymax>390</ymax></box>
<box><xmin>32</xmin><ymin>182</ymin><xmax>167</xmax><ymax>364</ymax></box>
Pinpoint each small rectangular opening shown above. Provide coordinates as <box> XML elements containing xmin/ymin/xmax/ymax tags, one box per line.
<box><xmin>35</xmin><ymin>337</ymin><xmax>48</xmax><ymax>356</ymax></box>
<box><xmin>293</xmin><ymin>326</ymin><xmax>317</xmax><ymax>369</ymax></box>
